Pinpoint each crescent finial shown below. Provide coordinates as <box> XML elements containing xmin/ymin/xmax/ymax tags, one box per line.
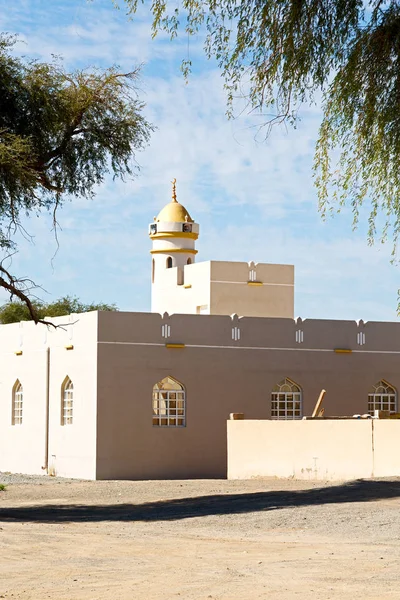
<box><xmin>171</xmin><ymin>178</ymin><xmax>177</xmax><ymax>202</ymax></box>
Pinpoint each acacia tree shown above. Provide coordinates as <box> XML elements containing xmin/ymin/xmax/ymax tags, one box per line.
<box><xmin>123</xmin><ymin>0</ymin><xmax>400</xmax><ymax>252</ymax></box>
<box><xmin>0</xmin><ymin>296</ymin><xmax>118</xmax><ymax>324</ymax></box>
<box><xmin>0</xmin><ymin>34</ymin><xmax>152</xmax><ymax>322</ymax></box>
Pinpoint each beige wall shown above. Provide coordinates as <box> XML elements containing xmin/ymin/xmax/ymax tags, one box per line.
<box><xmin>209</xmin><ymin>261</ymin><xmax>294</xmax><ymax>318</ymax></box>
<box><xmin>95</xmin><ymin>311</ymin><xmax>400</xmax><ymax>480</ymax></box>
<box><xmin>372</xmin><ymin>420</ymin><xmax>400</xmax><ymax>477</ymax></box>
<box><xmin>227</xmin><ymin>419</ymin><xmax>400</xmax><ymax>481</ymax></box>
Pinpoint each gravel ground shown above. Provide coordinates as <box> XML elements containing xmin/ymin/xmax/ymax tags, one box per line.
<box><xmin>1</xmin><ymin>474</ymin><xmax>400</xmax><ymax>599</ymax></box>
<box><xmin>0</xmin><ymin>472</ymin><xmax>79</xmax><ymax>485</ymax></box>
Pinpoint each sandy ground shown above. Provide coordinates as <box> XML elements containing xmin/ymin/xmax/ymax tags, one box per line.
<box><xmin>1</xmin><ymin>476</ymin><xmax>400</xmax><ymax>600</ymax></box>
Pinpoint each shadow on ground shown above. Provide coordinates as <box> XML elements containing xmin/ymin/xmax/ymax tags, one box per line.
<box><xmin>1</xmin><ymin>479</ymin><xmax>400</xmax><ymax>523</ymax></box>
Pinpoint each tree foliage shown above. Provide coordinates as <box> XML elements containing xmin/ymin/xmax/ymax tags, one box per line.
<box><xmin>0</xmin><ymin>34</ymin><xmax>152</xmax><ymax>321</ymax></box>
<box><xmin>123</xmin><ymin>0</ymin><xmax>400</xmax><ymax>251</ymax></box>
<box><xmin>0</xmin><ymin>295</ymin><xmax>118</xmax><ymax>324</ymax></box>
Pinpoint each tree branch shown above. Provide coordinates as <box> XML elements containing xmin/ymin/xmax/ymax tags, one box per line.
<box><xmin>0</xmin><ymin>262</ymin><xmax>56</xmax><ymax>327</ymax></box>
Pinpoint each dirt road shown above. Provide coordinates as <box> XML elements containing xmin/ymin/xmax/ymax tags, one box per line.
<box><xmin>1</xmin><ymin>475</ymin><xmax>400</xmax><ymax>599</ymax></box>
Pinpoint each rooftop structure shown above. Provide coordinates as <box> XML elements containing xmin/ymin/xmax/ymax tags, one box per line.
<box><xmin>149</xmin><ymin>179</ymin><xmax>294</xmax><ymax>318</ymax></box>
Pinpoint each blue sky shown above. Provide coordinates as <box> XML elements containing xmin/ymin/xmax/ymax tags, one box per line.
<box><xmin>0</xmin><ymin>0</ymin><xmax>399</xmax><ymax>321</ymax></box>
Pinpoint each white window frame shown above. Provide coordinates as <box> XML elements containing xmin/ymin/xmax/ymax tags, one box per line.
<box><xmin>12</xmin><ymin>381</ymin><xmax>23</xmax><ymax>426</ymax></box>
<box><xmin>153</xmin><ymin>377</ymin><xmax>186</xmax><ymax>427</ymax></box>
<box><xmin>271</xmin><ymin>378</ymin><xmax>302</xmax><ymax>420</ymax></box>
<box><xmin>368</xmin><ymin>380</ymin><xmax>397</xmax><ymax>415</ymax></box>
<box><xmin>62</xmin><ymin>378</ymin><xmax>74</xmax><ymax>425</ymax></box>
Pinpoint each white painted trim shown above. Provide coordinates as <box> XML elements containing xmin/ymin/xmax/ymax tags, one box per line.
<box><xmin>99</xmin><ymin>341</ymin><xmax>164</xmax><ymax>347</ymax></box>
<box><xmin>98</xmin><ymin>341</ymin><xmax>400</xmax><ymax>355</ymax></box>
<box><xmin>211</xmin><ymin>280</ymin><xmax>294</xmax><ymax>286</ymax></box>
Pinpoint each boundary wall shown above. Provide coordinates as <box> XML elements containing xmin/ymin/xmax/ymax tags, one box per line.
<box><xmin>227</xmin><ymin>420</ymin><xmax>400</xmax><ymax>481</ymax></box>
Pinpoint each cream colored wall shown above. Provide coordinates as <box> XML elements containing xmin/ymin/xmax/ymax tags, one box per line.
<box><xmin>47</xmin><ymin>312</ymin><xmax>98</xmax><ymax>479</ymax></box>
<box><xmin>0</xmin><ymin>312</ymin><xmax>98</xmax><ymax>479</ymax></box>
<box><xmin>227</xmin><ymin>420</ymin><xmax>374</xmax><ymax>480</ymax></box>
<box><xmin>152</xmin><ymin>260</ymin><xmax>211</xmax><ymax>315</ymax></box>
<box><xmin>227</xmin><ymin>419</ymin><xmax>400</xmax><ymax>481</ymax></box>
<box><xmin>0</xmin><ymin>321</ymin><xmax>48</xmax><ymax>475</ymax></box>
<box><xmin>372</xmin><ymin>420</ymin><xmax>400</xmax><ymax>477</ymax></box>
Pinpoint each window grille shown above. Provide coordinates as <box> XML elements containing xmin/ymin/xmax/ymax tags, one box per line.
<box><xmin>153</xmin><ymin>376</ymin><xmax>186</xmax><ymax>427</ymax></box>
<box><xmin>62</xmin><ymin>378</ymin><xmax>74</xmax><ymax>425</ymax></box>
<box><xmin>271</xmin><ymin>378</ymin><xmax>302</xmax><ymax>420</ymax></box>
<box><xmin>368</xmin><ymin>380</ymin><xmax>397</xmax><ymax>415</ymax></box>
<box><xmin>12</xmin><ymin>381</ymin><xmax>23</xmax><ymax>425</ymax></box>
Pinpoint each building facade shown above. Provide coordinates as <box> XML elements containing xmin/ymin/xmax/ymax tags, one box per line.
<box><xmin>0</xmin><ymin>183</ymin><xmax>400</xmax><ymax>480</ymax></box>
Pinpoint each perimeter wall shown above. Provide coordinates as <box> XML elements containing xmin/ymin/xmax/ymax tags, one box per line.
<box><xmin>227</xmin><ymin>419</ymin><xmax>400</xmax><ymax>480</ymax></box>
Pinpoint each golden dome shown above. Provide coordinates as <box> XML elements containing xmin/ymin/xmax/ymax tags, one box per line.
<box><xmin>156</xmin><ymin>178</ymin><xmax>193</xmax><ymax>223</ymax></box>
<box><xmin>156</xmin><ymin>201</ymin><xmax>193</xmax><ymax>223</ymax></box>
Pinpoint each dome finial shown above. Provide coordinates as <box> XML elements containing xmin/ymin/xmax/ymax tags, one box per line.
<box><xmin>171</xmin><ymin>178</ymin><xmax>177</xmax><ymax>202</ymax></box>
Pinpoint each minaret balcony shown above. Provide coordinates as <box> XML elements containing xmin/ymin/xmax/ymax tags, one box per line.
<box><xmin>149</xmin><ymin>220</ymin><xmax>199</xmax><ymax>239</ymax></box>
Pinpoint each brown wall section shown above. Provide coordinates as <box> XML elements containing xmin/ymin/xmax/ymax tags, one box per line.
<box><xmin>209</xmin><ymin>261</ymin><xmax>295</xmax><ymax>319</ymax></box>
<box><xmin>96</xmin><ymin>312</ymin><xmax>400</xmax><ymax>479</ymax></box>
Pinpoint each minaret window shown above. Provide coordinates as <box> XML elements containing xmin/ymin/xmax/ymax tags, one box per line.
<box><xmin>187</xmin><ymin>258</ymin><xmax>192</xmax><ymax>265</ymax></box>
<box><xmin>166</xmin><ymin>257</ymin><xmax>173</xmax><ymax>269</ymax></box>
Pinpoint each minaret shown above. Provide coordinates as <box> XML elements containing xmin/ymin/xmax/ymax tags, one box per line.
<box><xmin>149</xmin><ymin>179</ymin><xmax>199</xmax><ymax>313</ymax></box>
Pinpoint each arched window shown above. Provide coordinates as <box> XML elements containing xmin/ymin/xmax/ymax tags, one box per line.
<box><xmin>271</xmin><ymin>378</ymin><xmax>302</xmax><ymax>420</ymax></box>
<box><xmin>152</xmin><ymin>258</ymin><xmax>155</xmax><ymax>283</ymax></box>
<box><xmin>153</xmin><ymin>376</ymin><xmax>186</xmax><ymax>427</ymax></box>
<box><xmin>12</xmin><ymin>380</ymin><xmax>23</xmax><ymax>425</ymax></box>
<box><xmin>61</xmin><ymin>377</ymin><xmax>74</xmax><ymax>425</ymax></box>
<box><xmin>166</xmin><ymin>257</ymin><xmax>173</xmax><ymax>269</ymax></box>
<box><xmin>187</xmin><ymin>257</ymin><xmax>192</xmax><ymax>265</ymax></box>
<box><xmin>368</xmin><ymin>380</ymin><xmax>397</xmax><ymax>415</ymax></box>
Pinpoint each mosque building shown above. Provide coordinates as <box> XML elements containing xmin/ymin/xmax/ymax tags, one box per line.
<box><xmin>0</xmin><ymin>181</ymin><xmax>400</xmax><ymax>480</ymax></box>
